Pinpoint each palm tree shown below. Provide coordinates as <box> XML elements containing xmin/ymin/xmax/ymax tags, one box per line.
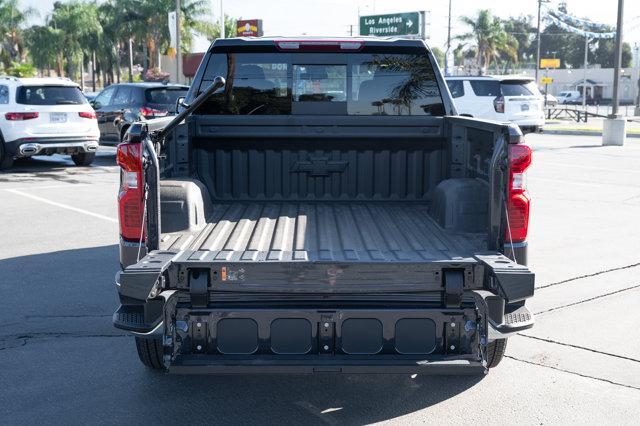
<box><xmin>456</xmin><ymin>10</ymin><xmax>517</xmax><ymax>73</ymax></box>
<box><xmin>25</xmin><ymin>25</ymin><xmax>64</xmax><ymax>76</ymax></box>
<box><xmin>0</xmin><ymin>0</ymin><xmax>36</xmax><ymax>70</ymax></box>
<box><xmin>124</xmin><ymin>0</ymin><xmax>210</xmax><ymax>72</ymax></box>
<box><xmin>50</xmin><ymin>1</ymin><xmax>102</xmax><ymax>81</ymax></box>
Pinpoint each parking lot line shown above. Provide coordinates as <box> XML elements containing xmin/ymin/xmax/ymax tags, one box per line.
<box><xmin>4</xmin><ymin>188</ymin><xmax>118</xmax><ymax>223</ymax></box>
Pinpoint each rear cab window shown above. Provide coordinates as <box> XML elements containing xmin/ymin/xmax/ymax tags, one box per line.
<box><xmin>196</xmin><ymin>48</ymin><xmax>445</xmax><ymax>116</ymax></box>
<box><xmin>16</xmin><ymin>85</ymin><xmax>87</xmax><ymax>105</ymax></box>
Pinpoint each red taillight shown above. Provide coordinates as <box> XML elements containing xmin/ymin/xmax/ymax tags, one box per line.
<box><xmin>116</xmin><ymin>142</ymin><xmax>145</xmax><ymax>242</ymax></box>
<box><xmin>79</xmin><ymin>111</ymin><xmax>97</xmax><ymax>119</ymax></box>
<box><xmin>493</xmin><ymin>96</ymin><xmax>505</xmax><ymax>113</ymax></box>
<box><xmin>5</xmin><ymin>112</ymin><xmax>39</xmax><ymax>121</ymax></box>
<box><xmin>140</xmin><ymin>107</ymin><xmax>168</xmax><ymax>118</ymax></box>
<box><xmin>505</xmin><ymin>144</ymin><xmax>532</xmax><ymax>243</ymax></box>
<box><xmin>275</xmin><ymin>40</ymin><xmax>364</xmax><ymax>51</ymax></box>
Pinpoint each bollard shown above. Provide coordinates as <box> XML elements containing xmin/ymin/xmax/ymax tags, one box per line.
<box><xmin>602</xmin><ymin>117</ymin><xmax>626</xmax><ymax>146</ymax></box>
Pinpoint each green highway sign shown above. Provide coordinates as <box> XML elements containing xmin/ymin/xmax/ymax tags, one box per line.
<box><xmin>360</xmin><ymin>12</ymin><xmax>422</xmax><ymax>37</ymax></box>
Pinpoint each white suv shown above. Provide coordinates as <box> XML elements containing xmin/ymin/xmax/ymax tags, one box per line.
<box><xmin>0</xmin><ymin>77</ymin><xmax>100</xmax><ymax>169</ymax></box>
<box><xmin>445</xmin><ymin>76</ymin><xmax>545</xmax><ymax>133</ymax></box>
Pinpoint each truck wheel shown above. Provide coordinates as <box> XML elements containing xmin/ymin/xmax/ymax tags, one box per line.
<box><xmin>486</xmin><ymin>339</ymin><xmax>507</xmax><ymax>368</ymax></box>
<box><xmin>0</xmin><ymin>143</ymin><xmax>14</xmax><ymax>170</ymax></box>
<box><xmin>135</xmin><ymin>337</ymin><xmax>165</xmax><ymax>370</ymax></box>
<box><xmin>71</xmin><ymin>152</ymin><xmax>95</xmax><ymax>166</ymax></box>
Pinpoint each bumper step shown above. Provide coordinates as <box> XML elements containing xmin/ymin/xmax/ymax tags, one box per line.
<box><xmin>489</xmin><ymin>305</ymin><xmax>534</xmax><ymax>339</ymax></box>
<box><xmin>113</xmin><ymin>304</ymin><xmax>161</xmax><ymax>333</ymax></box>
<box><xmin>168</xmin><ymin>356</ymin><xmax>487</xmax><ymax>375</ymax></box>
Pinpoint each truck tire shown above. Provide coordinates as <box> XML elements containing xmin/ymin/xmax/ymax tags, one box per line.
<box><xmin>486</xmin><ymin>338</ymin><xmax>507</xmax><ymax>368</ymax></box>
<box><xmin>0</xmin><ymin>142</ymin><xmax>14</xmax><ymax>170</ymax></box>
<box><xmin>71</xmin><ymin>152</ymin><xmax>95</xmax><ymax>166</ymax></box>
<box><xmin>135</xmin><ymin>337</ymin><xmax>165</xmax><ymax>370</ymax></box>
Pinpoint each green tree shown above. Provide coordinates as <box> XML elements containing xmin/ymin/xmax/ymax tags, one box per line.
<box><xmin>456</xmin><ymin>10</ymin><xmax>517</xmax><ymax>73</ymax></box>
<box><xmin>50</xmin><ymin>1</ymin><xmax>102</xmax><ymax>80</ymax></box>
<box><xmin>198</xmin><ymin>14</ymin><xmax>237</xmax><ymax>41</ymax></box>
<box><xmin>25</xmin><ymin>25</ymin><xmax>64</xmax><ymax>76</ymax></box>
<box><xmin>502</xmin><ymin>15</ymin><xmax>535</xmax><ymax>66</ymax></box>
<box><xmin>430</xmin><ymin>47</ymin><xmax>445</xmax><ymax>68</ymax></box>
<box><xmin>6</xmin><ymin>61</ymin><xmax>36</xmax><ymax>77</ymax></box>
<box><xmin>125</xmin><ymin>0</ymin><xmax>211</xmax><ymax>71</ymax></box>
<box><xmin>0</xmin><ymin>0</ymin><xmax>36</xmax><ymax>70</ymax></box>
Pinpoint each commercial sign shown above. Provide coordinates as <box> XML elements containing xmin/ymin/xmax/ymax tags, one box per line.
<box><xmin>540</xmin><ymin>58</ymin><xmax>560</xmax><ymax>69</ymax></box>
<box><xmin>541</xmin><ymin>76</ymin><xmax>553</xmax><ymax>84</ymax></box>
<box><xmin>359</xmin><ymin>12</ymin><xmax>425</xmax><ymax>37</ymax></box>
<box><xmin>236</xmin><ymin>19</ymin><xmax>263</xmax><ymax>37</ymax></box>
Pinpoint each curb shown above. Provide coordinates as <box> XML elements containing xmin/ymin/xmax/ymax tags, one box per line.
<box><xmin>542</xmin><ymin>129</ymin><xmax>640</xmax><ymax>138</ymax></box>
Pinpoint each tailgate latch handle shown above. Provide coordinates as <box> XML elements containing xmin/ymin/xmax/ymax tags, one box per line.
<box><xmin>443</xmin><ymin>270</ymin><xmax>464</xmax><ymax>308</ymax></box>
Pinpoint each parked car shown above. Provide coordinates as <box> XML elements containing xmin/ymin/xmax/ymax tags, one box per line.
<box><xmin>556</xmin><ymin>90</ymin><xmax>581</xmax><ymax>104</ymax></box>
<box><xmin>113</xmin><ymin>37</ymin><xmax>535</xmax><ymax>374</ymax></box>
<box><xmin>83</xmin><ymin>91</ymin><xmax>99</xmax><ymax>103</ymax></box>
<box><xmin>91</xmin><ymin>82</ymin><xmax>188</xmax><ymax>145</ymax></box>
<box><xmin>0</xmin><ymin>76</ymin><xmax>99</xmax><ymax>169</ymax></box>
<box><xmin>445</xmin><ymin>75</ymin><xmax>545</xmax><ymax>133</ymax></box>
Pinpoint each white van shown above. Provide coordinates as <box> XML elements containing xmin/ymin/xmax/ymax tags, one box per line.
<box><xmin>556</xmin><ymin>90</ymin><xmax>581</xmax><ymax>104</ymax></box>
<box><xmin>445</xmin><ymin>76</ymin><xmax>545</xmax><ymax>133</ymax></box>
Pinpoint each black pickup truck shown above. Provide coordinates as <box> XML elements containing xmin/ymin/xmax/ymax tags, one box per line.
<box><xmin>113</xmin><ymin>37</ymin><xmax>534</xmax><ymax>374</ymax></box>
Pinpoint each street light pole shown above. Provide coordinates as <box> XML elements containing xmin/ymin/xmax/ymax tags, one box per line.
<box><xmin>219</xmin><ymin>0</ymin><xmax>225</xmax><ymax>39</ymax></box>
<box><xmin>445</xmin><ymin>0</ymin><xmax>452</xmax><ymax>76</ymax></box>
<box><xmin>582</xmin><ymin>35</ymin><xmax>588</xmax><ymax>112</ymax></box>
<box><xmin>535</xmin><ymin>0</ymin><xmax>542</xmax><ymax>83</ymax></box>
<box><xmin>603</xmin><ymin>0</ymin><xmax>626</xmax><ymax>146</ymax></box>
<box><xmin>611</xmin><ymin>0</ymin><xmax>625</xmax><ymax>117</ymax></box>
<box><xmin>175</xmin><ymin>0</ymin><xmax>181</xmax><ymax>84</ymax></box>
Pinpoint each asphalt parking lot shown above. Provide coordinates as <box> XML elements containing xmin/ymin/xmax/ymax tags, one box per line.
<box><xmin>1</xmin><ymin>133</ymin><xmax>639</xmax><ymax>424</ymax></box>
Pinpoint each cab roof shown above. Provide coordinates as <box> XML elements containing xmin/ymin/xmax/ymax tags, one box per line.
<box><xmin>208</xmin><ymin>36</ymin><xmax>431</xmax><ymax>51</ymax></box>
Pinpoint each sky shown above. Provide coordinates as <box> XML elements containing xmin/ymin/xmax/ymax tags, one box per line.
<box><xmin>22</xmin><ymin>0</ymin><xmax>640</xmax><ymax>53</ymax></box>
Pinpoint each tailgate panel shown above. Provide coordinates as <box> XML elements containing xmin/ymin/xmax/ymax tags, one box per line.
<box><xmin>169</xmin><ymin>306</ymin><xmax>479</xmax><ymax>359</ymax></box>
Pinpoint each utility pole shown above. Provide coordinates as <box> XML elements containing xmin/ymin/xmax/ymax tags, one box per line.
<box><xmin>92</xmin><ymin>51</ymin><xmax>96</xmax><ymax>92</ymax></box>
<box><xmin>535</xmin><ymin>0</ymin><xmax>542</xmax><ymax>84</ymax></box>
<box><xmin>611</xmin><ymin>0</ymin><xmax>625</xmax><ymax>117</ymax></box>
<box><xmin>445</xmin><ymin>0</ymin><xmax>452</xmax><ymax>76</ymax></box>
<box><xmin>128</xmin><ymin>38</ymin><xmax>133</xmax><ymax>83</ymax></box>
<box><xmin>175</xmin><ymin>0</ymin><xmax>182</xmax><ymax>84</ymax></box>
<box><xmin>635</xmin><ymin>43</ymin><xmax>640</xmax><ymax>116</ymax></box>
<box><xmin>603</xmin><ymin>0</ymin><xmax>626</xmax><ymax>146</ymax></box>
<box><xmin>219</xmin><ymin>0</ymin><xmax>225</xmax><ymax>39</ymax></box>
<box><xmin>80</xmin><ymin>54</ymin><xmax>85</xmax><ymax>91</ymax></box>
<box><xmin>582</xmin><ymin>35</ymin><xmax>588</xmax><ymax>112</ymax></box>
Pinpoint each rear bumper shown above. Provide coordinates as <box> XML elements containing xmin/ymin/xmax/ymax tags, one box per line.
<box><xmin>5</xmin><ymin>136</ymin><xmax>100</xmax><ymax>157</ymax></box>
<box><xmin>114</xmin><ymin>251</ymin><xmax>535</xmax><ymax>373</ymax></box>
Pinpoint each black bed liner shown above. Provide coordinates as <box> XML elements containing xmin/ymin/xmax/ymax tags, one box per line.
<box><xmin>160</xmin><ymin>202</ymin><xmax>486</xmax><ymax>263</ymax></box>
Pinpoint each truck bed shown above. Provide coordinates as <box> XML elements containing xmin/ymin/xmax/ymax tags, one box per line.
<box><xmin>160</xmin><ymin>202</ymin><xmax>486</xmax><ymax>263</ymax></box>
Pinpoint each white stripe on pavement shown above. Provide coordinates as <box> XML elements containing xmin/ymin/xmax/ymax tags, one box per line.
<box><xmin>5</xmin><ymin>188</ymin><xmax>118</xmax><ymax>223</ymax></box>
